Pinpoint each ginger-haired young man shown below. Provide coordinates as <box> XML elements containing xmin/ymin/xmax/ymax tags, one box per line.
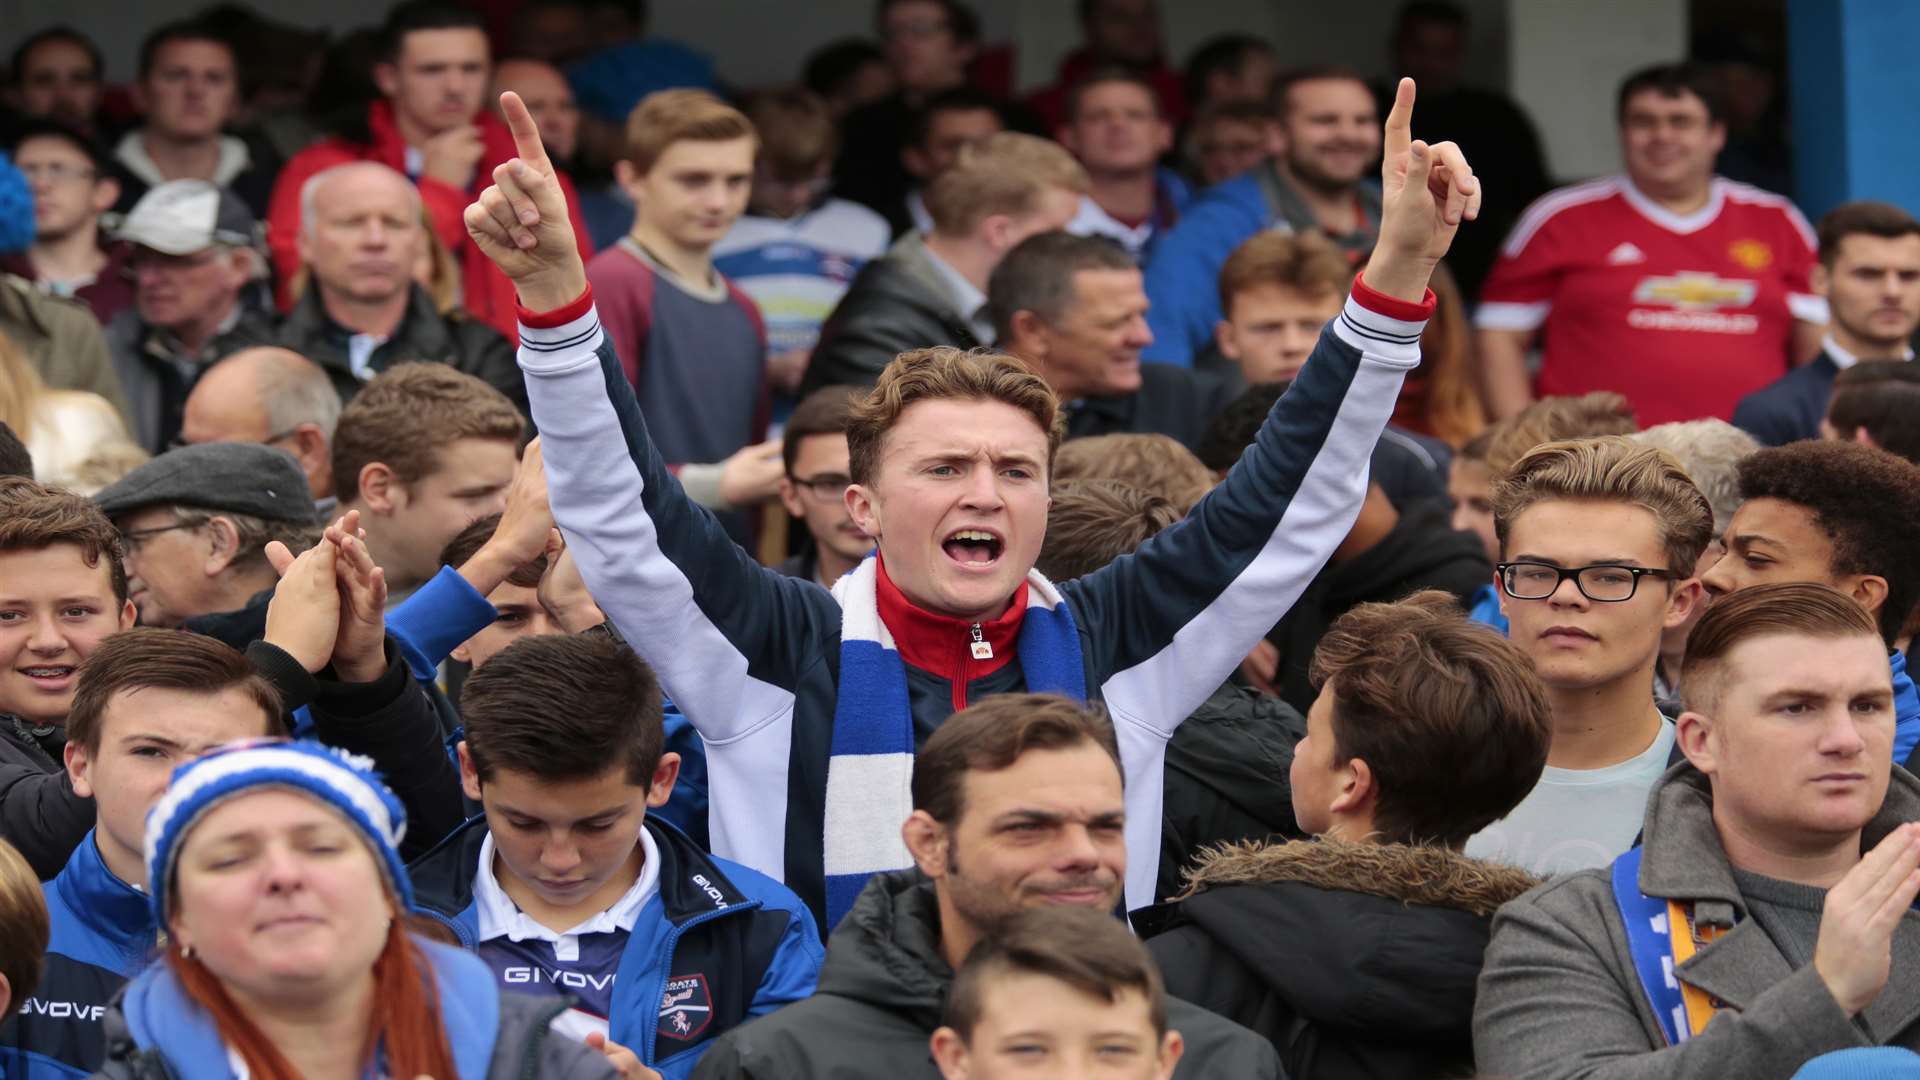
<box><xmin>714</xmin><ymin>88</ymin><xmax>891</xmax><ymax>399</ymax></box>
<box><xmin>463</xmin><ymin>80</ymin><xmax>1481</xmax><ymax>926</ymax></box>
<box><xmin>1212</xmin><ymin>230</ymin><xmax>1352</xmax><ymax>384</ymax></box>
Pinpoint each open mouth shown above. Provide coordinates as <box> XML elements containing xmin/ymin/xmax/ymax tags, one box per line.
<box><xmin>942</xmin><ymin>528</ymin><xmax>1003</xmax><ymax>568</ymax></box>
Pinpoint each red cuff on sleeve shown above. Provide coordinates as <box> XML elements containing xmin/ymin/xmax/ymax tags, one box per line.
<box><xmin>1351</xmin><ymin>272</ymin><xmax>1437</xmax><ymax>322</ymax></box>
<box><xmin>517</xmin><ymin>283</ymin><xmax>595</xmax><ymax>328</ymax></box>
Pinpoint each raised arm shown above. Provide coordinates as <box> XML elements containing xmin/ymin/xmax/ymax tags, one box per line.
<box><xmin>462</xmin><ymin>94</ymin><xmax>838</xmax><ymax>738</ymax></box>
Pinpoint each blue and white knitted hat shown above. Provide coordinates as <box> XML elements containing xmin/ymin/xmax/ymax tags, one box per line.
<box><xmin>144</xmin><ymin>740</ymin><xmax>412</xmax><ymax>925</ymax></box>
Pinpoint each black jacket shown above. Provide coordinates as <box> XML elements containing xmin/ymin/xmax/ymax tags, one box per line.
<box><xmin>277</xmin><ymin>284</ymin><xmax>527</xmax><ymax>413</ymax></box>
<box><xmin>1143</xmin><ymin>839</ymin><xmax>1538</xmax><ymax>1080</ymax></box>
<box><xmin>1157</xmin><ymin>680</ymin><xmax>1307</xmax><ymax>903</ymax></box>
<box><xmin>0</xmin><ymin>714</ymin><xmax>91</xmax><ymax>880</ymax></box>
<box><xmin>1064</xmin><ymin>364</ymin><xmax>1240</xmax><ymax>453</ymax></box>
<box><xmin>1269</xmin><ymin>496</ymin><xmax>1493</xmax><ymax>713</ymax></box>
<box><xmin>800</xmin><ymin>234</ymin><xmax>982</xmax><ymax>394</ymax></box>
<box><xmin>692</xmin><ymin>869</ymin><xmax>1281</xmax><ymax>1079</ymax></box>
<box><xmin>244</xmin><ymin>637</ymin><xmax>466</xmax><ymax>862</ymax></box>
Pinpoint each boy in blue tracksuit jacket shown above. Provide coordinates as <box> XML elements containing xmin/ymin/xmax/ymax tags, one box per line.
<box><xmin>475</xmin><ymin>81</ymin><xmax>1475</xmax><ymax>929</ymax></box>
<box><xmin>409</xmin><ymin>632</ymin><xmax>819</xmax><ymax>1080</ymax></box>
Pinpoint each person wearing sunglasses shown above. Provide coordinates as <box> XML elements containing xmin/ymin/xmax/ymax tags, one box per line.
<box><xmin>1464</xmin><ymin>435</ymin><xmax>1711</xmax><ymax>876</ymax></box>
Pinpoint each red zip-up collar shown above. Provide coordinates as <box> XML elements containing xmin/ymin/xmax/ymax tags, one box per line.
<box><xmin>876</xmin><ymin>557</ymin><xmax>1026</xmax><ymax>711</ymax></box>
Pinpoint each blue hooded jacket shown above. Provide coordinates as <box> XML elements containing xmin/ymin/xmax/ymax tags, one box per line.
<box><xmin>408</xmin><ymin>816</ymin><xmax>821</xmax><ymax>1079</ymax></box>
<box><xmin>0</xmin><ymin>832</ymin><xmax>156</xmax><ymax>1078</ymax></box>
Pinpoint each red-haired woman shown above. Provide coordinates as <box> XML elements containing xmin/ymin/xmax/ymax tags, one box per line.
<box><xmin>92</xmin><ymin>741</ymin><xmax>620</xmax><ymax>1080</ymax></box>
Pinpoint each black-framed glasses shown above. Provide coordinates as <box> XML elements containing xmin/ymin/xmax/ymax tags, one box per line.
<box><xmin>1498</xmin><ymin>562</ymin><xmax>1675</xmax><ymax>603</ymax></box>
<box><xmin>791</xmin><ymin>472</ymin><xmax>851</xmax><ymax>500</ymax></box>
<box><xmin>119</xmin><ymin>520</ymin><xmax>204</xmax><ymax>553</ymax></box>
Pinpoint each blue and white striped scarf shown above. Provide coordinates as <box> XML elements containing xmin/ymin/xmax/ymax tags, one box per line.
<box><xmin>823</xmin><ymin>555</ymin><xmax>1086</xmax><ymax>928</ymax></box>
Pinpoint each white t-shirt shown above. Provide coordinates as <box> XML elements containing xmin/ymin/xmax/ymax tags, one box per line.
<box><xmin>1465</xmin><ymin>719</ymin><xmax>1676</xmax><ymax>876</ymax></box>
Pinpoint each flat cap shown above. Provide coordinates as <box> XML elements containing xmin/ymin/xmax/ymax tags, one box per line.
<box><xmin>95</xmin><ymin>442</ymin><xmax>319</xmax><ymax>524</ymax></box>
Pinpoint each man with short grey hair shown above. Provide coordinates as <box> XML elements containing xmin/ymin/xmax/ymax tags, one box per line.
<box><xmin>277</xmin><ymin>161</ymin><xmax>524</xmax><ymax>412</ymax></box>
<box><xmin>103</xmin><ymin>179</ymin><xmax>275</xmax><ymax>451</ymax></box>
<box><xmin>181</xmin><ymin>346</ymin><xmax>342</xmax><ymax>503</ymax></box>
<box><xmin>94</xmin><ymin>441</ymin><xmax>322</xmax><ymax>631</ymax></box>
<box><xmin>989</xmin><ymin>230</ymin><xmax>1233</xmax><ymax>451</ymax></box>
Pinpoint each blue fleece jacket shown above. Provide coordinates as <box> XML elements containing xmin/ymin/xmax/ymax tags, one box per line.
<box><xmin>1141</xmin><ymin>172</ymin><xmax>1270</xmax><ymax>366</ymax></box>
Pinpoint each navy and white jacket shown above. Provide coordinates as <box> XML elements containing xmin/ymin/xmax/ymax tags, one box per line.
<box><xmin>518</xmin><ymin>278</ymin><xmax>1431</xmax><ymax>923</ymax></box>
<box><xmin>0</xmin><ymin>832</ymin><xmax>156</xmax><ymax>1079</ymax></box>
<box><xmin>409</xmin><ymin>815</ymin><xmax>822</xmax><ymax>1080</ymax></box>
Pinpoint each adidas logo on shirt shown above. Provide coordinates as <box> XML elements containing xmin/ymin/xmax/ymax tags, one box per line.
<box><xmin>1607</xmin><ymin>242</ymin><xmax>1647</xmax><ymax>265</ymax></box>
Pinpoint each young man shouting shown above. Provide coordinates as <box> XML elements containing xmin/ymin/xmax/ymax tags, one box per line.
<box><xmin>463</xmin><ymin>80</ymin><xmax>1480</xmax><ymax>925</ymax></box>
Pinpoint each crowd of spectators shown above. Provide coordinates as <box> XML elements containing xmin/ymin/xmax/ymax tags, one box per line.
<box><xmin>0</xmin><ymin>0</ymin><xmax>1917</xmax><ymax>1077</ymax></box>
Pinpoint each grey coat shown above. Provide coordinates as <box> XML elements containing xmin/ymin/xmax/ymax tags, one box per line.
<box><xmin>1473</xmin><ymin>763</ymin><xmax>1920</xmax><ymax>1079</ymax></box>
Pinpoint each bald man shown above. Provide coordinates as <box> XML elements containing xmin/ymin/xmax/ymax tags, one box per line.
<box><xmin>277</xmin><ymin>161</ymin><xmax>527</xmax><ymax>413</ymax></box>
<box><xmin>492</xmin><ymin>59</ymin><xmax>580</xmax><ymax>161</ymax></box>
<box><xmin>181</xmin><ymin>346</ymin><xmax>341</xmax><ymax>502</ymax></box>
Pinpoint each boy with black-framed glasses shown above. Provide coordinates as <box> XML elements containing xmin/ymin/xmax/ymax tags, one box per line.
<box><xmin>1466</xmin><ymin>435</ymin><xmax>1712</xmax><ymax>875</ymax></box>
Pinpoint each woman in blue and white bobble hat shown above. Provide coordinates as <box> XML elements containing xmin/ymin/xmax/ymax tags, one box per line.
<box><xmin>92</xmin><ymin>740</ymin><xmax>619</xmax><ymax>1080</ymax></box>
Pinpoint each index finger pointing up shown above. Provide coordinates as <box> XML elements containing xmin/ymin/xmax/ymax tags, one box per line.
<box><xmin>1384</xmin><ymin>77</ymin><xmax>1415</xmax><ymax>161</ymax></box>
<box><xmin>498</xmin><ymin>90</ymin><xmax>553</xmax><ymax>175</ymax></box>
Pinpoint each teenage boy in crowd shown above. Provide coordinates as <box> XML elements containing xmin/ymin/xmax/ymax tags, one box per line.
<box><xmin>1450</xmin><ymin>392</ymin><xmax>1641</xmax><ymax>632</ymax></box>
<box><xmin>410</xmin><ymin>632</ymin><xmax>822</xmax><ymax>1080</ymax></box>
<box><xmin>1475</xmin><ymin>583</ymin><xmax>1920</xmax><ymax>1075</ymax></box>
<box><xmin>0</xmin><ymin>479</ymin><xmax>134</xmax><ymax>879</ymax></box>
<box><xmin>267</xmin><ymin>0</ymin><xmax>592</xmax><ymax>339</ymax></box>
<box><xmin>776</xmin><ymin>388</ymin><xmax>869</xmax><ymax>590</ymax></box>
<box><xmin>1466</xmin><ymin>437</ymin><xmax>1712</xmax><ymax>876</ymax></box>
<box><xmin>331</xmin><ymin>362</ymin><xmax>523</xmax><ymax>599</ymax></box>
<box><xmin>589</xmin><ymin>90</ymin><xmax>767</xmax><ymax>475</ymax></box>
<box><xmin>1701</xmin><ymin>439</ymin><xmax>1920</xmax><ymax>767</ymax></box>
<box><xmin>932</xmin><ymin>906</ymin><xmax>1186</xmax><ymax>1080</ymax></box>
<box><xmin>470</xmin><ymin>80</ymin><xmax>1480</xmax><ymax>924</ymax></box>
<box><xmin>1143</xmin><ymin>592</ymin><xmax>1550</xmax><ymax>1078</ymax></box>
<box><xmin>1732</xmin><ymin>201</ymin><xmax>1920</xmax><ymax>446</ymax></box>
<box><xmin>1210</xmin><ymin>229</ymin><xmax>1350</xmax><ymax>383</ymax></box>
<box><xmin>713</xmin><ymin>88</ymin><xmax>892</xmax><ymax>401</ymax></box>
<box><xmin>692</xmin><ymin>695</ymin><xmax>1281</xmax><ymax>1078</ymax></box>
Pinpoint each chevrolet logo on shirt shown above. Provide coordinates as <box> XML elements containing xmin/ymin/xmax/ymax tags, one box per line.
<box><xmin>1632</xmin><ymin>273</ymin><xmax>1758</xmax><ymax>310</ymax></box>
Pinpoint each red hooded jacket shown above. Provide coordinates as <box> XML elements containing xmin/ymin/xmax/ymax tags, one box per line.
<box><xmin>266</xmin><ymin>99</ymin><xmax>594</xmax><ymax>342</ymax></box>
